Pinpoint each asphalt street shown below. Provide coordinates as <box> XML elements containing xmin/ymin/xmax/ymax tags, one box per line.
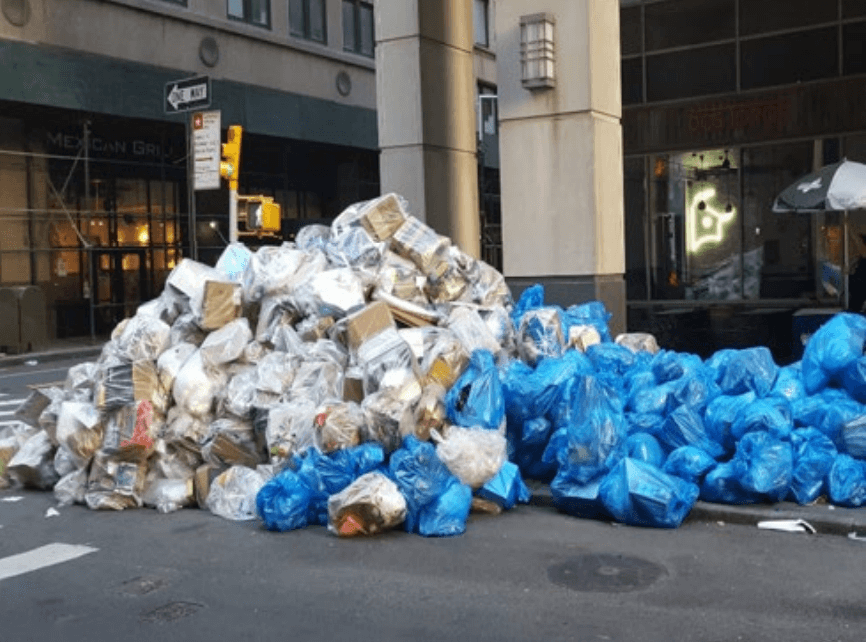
<box><xmin>2</xmin><ymin>356</ymin><xmax>866</xmax><ymax>641</ymax></box>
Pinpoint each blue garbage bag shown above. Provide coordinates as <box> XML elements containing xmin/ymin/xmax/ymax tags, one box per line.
<box><xmin>708</xmin><ymin>347</ymin><xmax>778</xmax><ymax>398</ymax></box>
<box><xmin>772</xmin><ymin>363</ymin><xmax>806</xmax><ymax>402</ymax></box>
<box><xmin>388</xmin><ymin>436</ymin><xmax>454</xmax><ymax>533</ymax></box>
<box><xmin>587</xmin><ymin>343</ymin><xmax>636</xmax><ymax>378</ymax></box>
<box><xmin>446</xmin><ymin>349</ymin><xmax>505</xmax><ymax>430</ymax></box>
<box><xmin>291</xmin><ymin>444</ymin><xmax>386</xmax><ymax>525</ymax></box>
<box><xmin>625</xmin><ymin>368</ymin><xmax>657</xmax><ymax>409</ymax></box>
<box><xmin>256</xmin><ymin>469</ymin><xmax>314</xmax><ymax>532</ymax></box>
<box><xmin>515</xmin><ymin>416</ymin><xmax>556</xmax><ymax>481</ymax></box>
<box><xmin>703</xmin><ymin>393</ymin><xmax>756</xmax><ymax>452</ymax></box>
<box><xmin>802</xmin><ymin>313</ymin><xmax>866</xmax><ymax>394</ymax></box>
<box><xmin>519</xmin><ymin>308</ymin><xmax>565</xmax><ymax>364</ymax></box>
<box><xmin>629</xmin><ymin>380</ymin><xmax>676</xmax><ymax>415</ymax></box>
<box><xmin>599</xmin><ymin>458</ymin><xmax>699</xmax><ymax>529</ymax></box>
<box><xmin>652</xmin><ymin>350</ymin><xmax>702</xmax><ymax>384</ymax></box>
<box><xmin>418</xmin><ymin>477</ymin><xmax>472</xmax><ymax>537</ymax></box>
<box><xmin>842</xmin><ymin>415</ymin><xmax>866</xmax><ymax>459</ymax></box>
<box><xmin>663</xmin><ymin>446</ymin><xmax>716</xmax><ymax>484</ymax></box>
<box><xmin>842</xmin><ymin>356</ymin><xmax>866</xmax><ymax>403</ymax></box>
<box><xmin>670</xmin><ymin>369</ymin><xmax>722</xmax><ymax>412</ymax></box>
<box><xmin>529</xmin><ymin>350</ymin><xmax>593</xmax><ymax>419</ymax></box>
<box><xmin>789</xmin><ymin>428</ymin><xmax>837</xmax><ymax>505</ymax></box>
<box><xmin>562</xmin><ymin>300</ymin><xmax>613</xmax><ymax>343</ymax></box>
<box><xmin>828</xmin><ymin>454</ymin><xmax>866</xmax><ymax>508</ymax></box>
<box><xmin>818</xmin><ymin>395</ymin><xmax>863</xmax><ymax>448</ymax></box>
<box><xmin>476</xmin><ymin>461</ymin><xmax>532</xmax><ymax>510</ymax></box>
<box><xmin>550</xmin><ymin>472</ymin><xmax>608</xmax><ymax>520</ymax></box>
<box><xmin>501</xmin><ymin>359</ymin><xmax>536</xmax><ymax>426</ymax></box>
<box><xmin>700</xmin><ymin>460</ymin><xmax>764</xmax><ymax>505</ymax></box>
<box><xmin>511</xmin><ymin>284</ymin><xmax>545</xmax><ymax>330</ymax></box>
<box><xmin>792</xmin><ymin>389</ymin><xmax>842</xmax><ymax>428</ymax></box>
<box><xmin>658</xmin><ymin>405</ymin><xmax>725</xmax><ymax>458</ymax></box>
<box><xmin>545</xmin><ymin>375</ymin><xmax>628</xmax><ymax>484</ymax></box>
<box><xmin>625</xmin><ymin>433</ymin><xmax>666</xmax><ymax>468</ymax></box>
<box><xmin>626</xmin><ymin>412</ymin><xmax>666</xmax><ymax>437</ymax></box>
<box><xmin>730</xmin><ymin>399</ymin><xmax>793</xmax><ymax>443</ymax></box>
<box><xmin>732</xmin><ymin>431</ymin><xmax>793</xmax><ymax>502</ymax></box>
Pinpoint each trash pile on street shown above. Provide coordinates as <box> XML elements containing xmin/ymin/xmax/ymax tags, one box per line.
<box><xmin>2</xmin><ymin>192</ymin><xmax>866</xmax><ymax>534</ymax></box>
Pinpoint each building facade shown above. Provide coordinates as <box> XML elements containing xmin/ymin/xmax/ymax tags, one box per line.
<box><xmin>619</xmin><ymin>0</ymin><xmax>866</xmax><ymax>361</ymax></box>
<box><xmin>0</xmin><ymin>0</ymin><xmax>381</xmax><ymax>338</ymax></box>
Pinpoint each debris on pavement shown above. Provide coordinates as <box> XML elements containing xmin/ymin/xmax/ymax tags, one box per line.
<box><xmin>3</xmin><ymin>191</ymin><xmax>866</xmax><ymax>537</ymax></box>
<box><xmin>757</xmin><ymin>519</ymin><xmax>816</xmax><ymax>534</ymax></box>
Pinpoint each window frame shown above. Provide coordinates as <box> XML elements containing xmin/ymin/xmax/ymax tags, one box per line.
<box><xmin>343</xmin><ymin>0</ymin><xmax>375</xmax><ymax>58</ymax></box>
<box><xmin>474</xmin><ymin>0</ymin><xmax>490</xmax><ymax>48</ymax></box>
<box><xmin>227</xmin><ymin>0</ymin><xmax>271</xmax><ymax>29</ymax></box>
<box><xmin>290</xmin><ymin>0</ymin><xmax>328</xmax><ymax>44</ymax></box>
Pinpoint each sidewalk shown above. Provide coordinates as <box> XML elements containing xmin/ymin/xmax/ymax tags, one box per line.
<box><xmin>0</xmin><ymin>336</ymin><xmax>107</xmax><ymax>368</ymax></box>
<box><xmin>526</xmin><ymin>481</ymin><xmax>866</xmax><ymax>538</ymax></box>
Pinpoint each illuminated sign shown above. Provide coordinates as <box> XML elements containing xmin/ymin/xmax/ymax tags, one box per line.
<box><xmin>687</xmin><ymin>186</ymin><xmax>736</xmax><ymax>253</ymax></box>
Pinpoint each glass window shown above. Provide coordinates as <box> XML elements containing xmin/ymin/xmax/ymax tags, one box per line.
<box><xmin>227</xmin><ymin>0</ymin><xmax>270</xmax><ymax>28</ymax></box>
<box><xmin>620</xmin><ymin>6</ymin><xmax>641</xmax><ymax>56</ymax></box>
<box><xmin>645</xmin><ymin>0</ymin><xmax>734</xmax><ymax>51</ymax></box>
<box><xmin>740</xmin><ymin>27</ymin><xmax>838</xmax><ymax>91</ymax></box>
<box><xmin>844</xmin><ymin>21</ymin><xmax>866</xmax><ymax>76</ymax></box>
<box><xmin>474</xmin><ymin>0</ymin><xmax>490</xmax><ymax>47</ymax></box>
<box><xmin>621</xmin><ymin>57</ymin><xmax>643</xmax><ymax>105</ymax></box>
<box><xmin>343</xmin><ymin>0</ymin><xmax>374</xmax><ymax>57</ymax></box>
<box><xmin>844</xmin><ymin>0</ymin><xmax>866</xmax><ymax>19</ymax></box>
<box><xmin>290</xmin><ymin>0</ymin><xmax>327</xmax><ymax>43</ymax></box>
<box><xmin>740</xmin><ymin>0</ymin><xmax>837</xmax><ymax>37</ymax></box>
<box><xmin>646</xmin><ymin>44</ymin><xmax>735</xmax><ymax>102</ymax></box>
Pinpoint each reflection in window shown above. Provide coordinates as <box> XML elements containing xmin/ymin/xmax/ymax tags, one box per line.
<box><xmin>844</xmin><ymin>21</ymin><xmax>866</xmax><ymax>76</ymax></box>
<box><xmin>290</xmin><ymin>0</ymin><xmax>327</xmax><ymax>43</ymax></box>
<box><xmin>343</xmin><ymin>0</ymin><xmax>374</xmax><ymax>57</ymax></box>
<box><xmin>228</xmin><ymin>0</ymin><xmax>270</xmax><ymax>28</ymax></box>
<box><xmin>644</xmin><ymin>0</ymin><xmax>734</xmax><ymax>51</ymax></box>
<box><xmin>739</xmin><ymin>0</ymin><xmax>836</xmax><ymax>37</ymax></box>
<box><xmin>620</xmin><ymin>5</ymin><xmax>641</xmax><ymax>56</ymax></box>
<box><xmin>646</xmin><ymin>44</ymin><xmax>735</xmax><ymax>102</ymax></box>
<box><xmin>740</xmin><ymin>27</ymin><xmax>838</xmax><ymax>91</ymax></box>
<box><xmin>621</xmin><ymin>58</ymin><xmax>642</xmax><ymax>105</ymax></box>
<box><xmin>474</xmin><ymin>0</ymin><xmax>490</xmax><ymax>47</ymax></box>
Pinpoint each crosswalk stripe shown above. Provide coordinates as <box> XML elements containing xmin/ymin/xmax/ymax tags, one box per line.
<box><xmin>0</xmin><ymin>543</ymin><xmax>98</xmax><ymax>582</ymax></box>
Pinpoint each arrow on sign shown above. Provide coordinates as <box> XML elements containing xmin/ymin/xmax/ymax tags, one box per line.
<box><xmin>164</xmin><ymin>76</ymin><xmax>210</xmax><ymax>113</ymax></box>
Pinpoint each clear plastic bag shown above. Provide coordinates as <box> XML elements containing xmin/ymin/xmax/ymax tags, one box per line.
<box><xmin>157</xmin><ymin>342</ymin><xmax>197</xmax><ymax>392</ymax></box>
<box><xmin>54</xmin><ymin>467</ymin><xmax>88</xmax><ymax>507</ymax></box>
<box><xmin>264</xmin><ymin>398</ymin><xmax>318</xmax><ymax>463</ymax></box>
<box><xmin>327</xmin><ymin>472</ymin><xmax>407</xmax><ymax>536</ymax></box>
<box><xmin>113</xmin><ymin>314</ymin><xmax>171</xmax><ymax>363</ymax></box>
<box><xmin>85</xmin><ymin>449</ymin><xmax>147</xmax><ymax>510</ymax></box>
<box><xmin>169</xmin><ymin>312</ymin><xmax>207</xmax><ymax>347</ymax></box>
<box><xmin>199</xmin><ymin>318</ymin><xmax>252</xmax><ymax>367</ymax></box>
<box><xmin>518</xmin><ymin>307</ymin><xmax>564</xmax><ymax>365</ymax></box>
<box><xmin>215</xmin><ymin>242</ymin><xmax>252</xmax><ymax>282</ymax></box>
<box><xmin>55</xmin><ymin>401</ymin><xmax>103</xmax><ymax>470</ymax></box>
<box><xmin>390</xmin><ymin>215</ymin><xmax>451</xmax><ymax>278</ymax></box>
<box><xmin>7</xmin><ymin>430</ymin><xmax>59</xmax><ymax>490</ymax></box>
<box><xmin>63</xmin><ymin>362</ymin><xmax>98</xmax><ymax>401</ymax></box>
<box><xmin>447</xmin><ymin>306</ymin><xmax>502</xmax><ymax>357</ymax></box>
<box><xmin>206</xmin><ymin>465</ymin><xmax>272</xmax><ymax>521</ymax></box>
<box><xmin>433</xmin><ymin>425</ymin><xmax>507</xmax><ymax>489</ymax></box>
<box><xmin>314</xmin><ymin>402</ymin><xmax>367</xmax><ymax>452</ymax></box>
<box><xmin>615</xmin><ymin>332</ymin><xmax>660</xmax><ymax>355</ymax></box>
<box><xmin>142</xmin><ymin>477</ymin><xmax>195</xmax><ymax>514</ymax></box>
<box><xmin>173</xmin><ymin>351</ymin><xmax>227</xmax><ymax>418</ymax></box>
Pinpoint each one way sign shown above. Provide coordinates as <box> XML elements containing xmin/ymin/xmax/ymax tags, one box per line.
<box><xmin>164</xmin><ymin>76</ymin><xmax>211</xmax><ymax>113</ymax></box>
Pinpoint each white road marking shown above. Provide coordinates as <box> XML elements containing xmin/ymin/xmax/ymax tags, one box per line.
<box><xmin>0</xmin><ymin>366</ymin><xmax>72</xmax><ymax>380</ymax></box>
<box><xmin>0</xmin><ymin>399</ymin><xmax>26</xmax><ymax>406</ymax></box>
<box><xmin>0</xmin><ymin>543</ymin><xmax>98</xmax><ymax>582</ymax></box>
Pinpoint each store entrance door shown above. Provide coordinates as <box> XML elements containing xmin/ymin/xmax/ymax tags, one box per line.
<box><xmin>91</xmin><ymin>248</ymin><xmax>148</xmax><ymax>333</ymax></box>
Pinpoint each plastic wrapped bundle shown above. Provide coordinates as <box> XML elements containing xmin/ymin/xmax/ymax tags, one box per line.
<box><xmin>169</xmin><ymin>312</ymin><xmax>207</xmax><ymax>347</ymax></box>
<box><xmin>85</xmin><ymin>450</ymin><xmax>148</xmax><ymax>510</ymax></box>
<box><xmin>215</xmin><ymin>242</ymin><xmax>252</xmax><ymax>282</ymax></box>
<box><xmin>433</xmin><ymin>425</ymin><xmax>507</xmax><ymax>489</ymax></box>
<box><xmin>446</xmin><ymin>306</ymin><xmax>502</xmax><ymax>358</ymax></box>
<box><xmin>356</xmin><ymin>193</ymin><xmax>409</xmax><ymax>242</ymax></box>
<box><xmin>615</xmin><ymin>332</ymin><xmax>660</xmax><ymax>355</ymax></box>
<box><xmin>327</xmin><ymin>472</ymin><xmax>407</xmax><ymax>536</ymax></box>
<box><xmin>599</xmin><ymin>458</ymin><xmax>699</xmax><ymax>529</ymax></box>
<box><xmin>569</xmin><ymin>325</ymin><xmax>602</xmax><ymax>352</ymax></box>
<box><xmin>390</xmin><ymin>216</ymin><xmax>450</xmax><ymax>279</ymax></box>
<box><xmin>201</xmin><ymin>418</ymin><xmax>261</xmax><ymax>469</ymax></box>
<box><xmin>166</xmin><ymin>258</ymin><xmax>224</xmax><ymax>303</ymax></box>
<box><xmin>206</xmin><ymin>465</ymin><xmax>272</xmax><ymax>521</ymax></box>
<box><xmin>326</xmin><ymin>226</ymin><xmax>385</xmax><ymax>269</ymax></box>
<box><xmin>55</xmin><ymin>401</ymin><xmax>103</xmax><ymax>470</ymax></box>
<box><xmin>111</xmin><ymin>315</ymin><xmax>170</xmax><ymax>363</ymax></box>
<box><xmin>264</xmin><ymin>398</ymin><xmax>318</xmax><ymax>463</ymax></box>
<box><xmin>6</xmin><ymin>430</ymin><xmax>59</xmax><ymax>490</ymax></box>
<box><xmin>518</xmin><ymin>308</ymin><xmax>564</xmax><ymax>365</ymax></box>
<box><xmin>314</xmin><ymin>402</ymin><xmax>367</xmax><ymax>452</ymax></box>
<box><xmin>199</xmin><ymin>318</ymin><xmax>252</xmax><ymax>368</ymax></box>
<box><xmin>356</xmin><ymin>327</ymin><xmax>419</xmax><ymax>396</ymax></box>
<box><xmin>242</xmin><ymin>245</ymin><xmax>326</xmax><ymax>304</ymax></box>
<box><xmin>375</xmin><ymin>252</ymin><xmax>426</xmax><ymax>303</ymax></box>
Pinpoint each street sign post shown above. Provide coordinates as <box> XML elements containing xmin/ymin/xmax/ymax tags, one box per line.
<box><xmin>192</xmin><ymin>110</ymin><xmax>221</xmax><ymax>191</ymax></box>
<box><xmin>164</xmin><ymin>76</ymin><xmax>210</xmax><ymax>114</ymax></box>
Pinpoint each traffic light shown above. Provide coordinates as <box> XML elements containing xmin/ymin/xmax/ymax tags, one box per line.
<box><xmin>238</xmin><ymin>195</ymin><xmax>281</xmax><ymax>233</ymax></box>
<box><xmin>220</xmin><ymin>125</ymin><xmax>242</xmax><ymax>191</ymax></box>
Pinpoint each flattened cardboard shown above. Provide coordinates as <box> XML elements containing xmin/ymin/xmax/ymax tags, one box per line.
<box><xmin>345</xmin><ymin>301</ymin><xmax>395</xmax><ymax>351</ymax></box>
<box><xmin>200</xmin><ymin>280</ymin><xmax>242</xmax><ymax>331</ymax></box>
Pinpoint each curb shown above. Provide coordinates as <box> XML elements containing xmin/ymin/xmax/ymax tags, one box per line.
<box><xmin>526</xmin><ymin>483</ymin><xmax>866</xmax><ymax>537</ymax></box>
<box><xmin>0</xmin><ymin>344</ymin><xmax>105</xmax><ymax>369</ymax></box>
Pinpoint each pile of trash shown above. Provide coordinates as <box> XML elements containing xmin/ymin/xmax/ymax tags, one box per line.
<box><xmin>2</xmin><ymin>192</ymin><xmax>866</xmax><ymax>534</ymax></box>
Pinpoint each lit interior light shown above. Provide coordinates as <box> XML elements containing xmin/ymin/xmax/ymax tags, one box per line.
<box><xmin>687</xmin><ymin>186</ymin><xmax>736</xmax><ymax>253</ymax></box>
<box><xmin>138</xmin><ymin>227</ymin><xmax>149</xmax><ymax>244</ymax></box>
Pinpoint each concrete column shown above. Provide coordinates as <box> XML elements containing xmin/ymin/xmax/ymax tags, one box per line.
<box><xmin>375</xmin><ymin>0</ymin><xmax>480</xmax><ymax>258</ymax></box>
<box><xmin>495</xmin><ymin>0</ymin><xmax>626</xmax><ymax>336</ymax></box>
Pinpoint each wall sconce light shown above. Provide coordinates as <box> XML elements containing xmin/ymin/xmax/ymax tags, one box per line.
<box><xmin>520</xmin><ymin>13</ymin><xmax>555</xmax><ymax>90</ymax></box>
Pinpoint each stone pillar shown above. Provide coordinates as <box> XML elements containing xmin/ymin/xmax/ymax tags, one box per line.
<box><xmin>375</xmin><ymin>0</ymin><xmax>480</xmax><ymax>258</ymax></box>
<box><xmin>495</xmin><ymin>0</ymin><xmax>626</xmax><ymax>336</ymax></box>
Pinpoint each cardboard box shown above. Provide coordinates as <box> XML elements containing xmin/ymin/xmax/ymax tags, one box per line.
<box><xmin>359</xmin><ymin>193</ymin><xmax>407</xmax><ymax>242</ymax></box>
<box><xmin>200</xmin><ymin>280</ymin><xmax>242</xmax><ymax>331</ymax></box>
<box><xmin>345</xmin><ymin>301</ymin><xmax>395</xmax><ymax>352</ymax></box>
<box><xmin>194</xmin><ymin>463</ymin><xmax>225</xmax><ymax>509</ymax></box>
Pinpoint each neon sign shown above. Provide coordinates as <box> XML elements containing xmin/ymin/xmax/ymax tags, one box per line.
<box><xmin>687</xmin><ymin>186</ymin><xmax>735</xmax><ymax>253</ymax></box>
